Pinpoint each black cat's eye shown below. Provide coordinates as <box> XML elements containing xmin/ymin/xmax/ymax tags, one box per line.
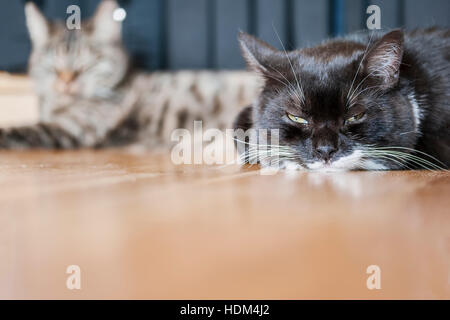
<box><xmin>345</xmin><ymin>112</ymin><xmax>366</xmax><ymax>124</ymax></box>
<box><xmin>287</xmin><ymin>112</ymin><xmax>308</xmax><ymax>125</ymax></box>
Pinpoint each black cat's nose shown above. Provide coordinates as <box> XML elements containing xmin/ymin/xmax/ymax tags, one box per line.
<box><xmin>314</xmin><ymin>144</ymin><xmax>337</xmax><ymax>162</ymax></box>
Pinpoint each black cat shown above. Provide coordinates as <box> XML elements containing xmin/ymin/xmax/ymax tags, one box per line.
<box><xmin>234</xmin><ymin>28</ymin><xmax>449</xmax><ymax>171</ymax></box>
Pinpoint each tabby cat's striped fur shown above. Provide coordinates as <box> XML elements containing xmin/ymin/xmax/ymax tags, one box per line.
<box><xmin>0</xmin><ymin>1</ymin><xmax>259</xmax><ymax>149</ymax></box>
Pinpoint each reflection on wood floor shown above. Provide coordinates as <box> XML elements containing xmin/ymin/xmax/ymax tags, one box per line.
<box><xmin>0</xmin><ymin>150</ymin><xmax>448</xmax><ymax>299</ymax></box>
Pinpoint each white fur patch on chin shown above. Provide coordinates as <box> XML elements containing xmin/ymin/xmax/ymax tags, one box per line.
<box><xmin>306</xmin><ymin>150</ymin><xmax>388</xmax><ymax>172</ymax></box>
<box><xmin>258</xmin><ymin>150</ymin><xmax>388</xmax><ymax>172</ymax></box>
<box><xmin>306</xmin><ymin>150</ymin><xmax>364</xmax><ymax>171</ymax></box>
<box><xmin>331</xmin><ymin>150</ymin><xmax>364</xmax><ymax>169</ymax></box>
<box><xmin>360</xmin><ymin>160</ymin><xmax>388</xmax><ymax>171</ymax></box>
<box><xmin>281</xmin><ymin>160</ymin><xmax>304</xmax><ymax>171</ymax></box>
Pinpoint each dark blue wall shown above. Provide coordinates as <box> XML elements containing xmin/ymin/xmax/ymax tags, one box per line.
<box><xmin>0</xmin><ymin>0</ymin><xmax>449</xmax><ymax>72</ymax></box>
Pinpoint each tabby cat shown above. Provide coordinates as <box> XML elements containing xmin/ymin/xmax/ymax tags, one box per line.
<box><xmin>0</xmin><ymin>0</ymin><xmax>259</xmax><ymax>149</ymax></box>
<box><xmin>234</xmin><ymin>29</ymin><xmax>450</xmax><ymax>170</ymax></box>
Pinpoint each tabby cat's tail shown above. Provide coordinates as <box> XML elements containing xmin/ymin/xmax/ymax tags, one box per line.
<box><xmin>0</xmin><ymin>123</ymin><xmax>81</xmax><ymax>149</ymax></box>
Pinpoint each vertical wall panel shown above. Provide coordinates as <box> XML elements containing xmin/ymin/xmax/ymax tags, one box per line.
<box><xmin>256</xmin><ymin>0</ymin><xmax>288</xmax><ymax>49</ymax></box>
<box><xmin>42</xmin><ymin>0</ymin><xmax>90</xmax><ymax>20</ymax></box>
<box><xmin>293</xmin><ymin>0</ymin><xmax>330</xmax><ymax>48</ymax></box>
<box><xmin>345</xmin><ymin>0</ymin><xmax>365</xmax><ymax>33</ymax></box>
<box><xmin>167</xmin><ymin>0</ymin><xmax>209</xmax><ymax>69</ymax></box>
<box><xmin>404</xmin><ymin>0</ymin><xmax>450</xmax><ymax>28</ymax></box>
<box><xmin>82</xmin><ymin>0</ymin><xmax>102</xmax><ymax>15</ymax></box>
<box><xmin>331</xmin><ymin>0</ymin><xmax>345</xmax><ymax>36</ymax></box>
<box><xmin>1</xmin><ymin>0</ymin><xmax>449</xmax><ymax>72</ymax></box>
<box><xmin>215</xmin><ymin>0</ymin><xmax>249</xmax><ymax>69</ymax></box>
<box><xmin>367</xmin><ymin>0</ymin><xmax>402</xmax><ymax>29</ymax></box>
<box><xmin>122</xmin><ymin>0</ymin><xmax>164</xmax><ymax>70</ymax></box>
<box><xmin>0</xmin><ymin>0</ymin><xmax>30</xmax><ymax>72</ymax></box>
<box><xmin>42</xmin><ymin>0</ymin><xmax>74</xmax><ymax>20</ymax></box>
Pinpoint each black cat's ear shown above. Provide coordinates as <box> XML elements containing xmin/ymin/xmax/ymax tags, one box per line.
<box><xmin>238</xmin><ymin>32</ymin><xmax>277</xmax><ymax>74</ymax></box>
<box><xmin>364</xmin><ymin>30</ymin><xmax>404</xmax><ymax>89</ymax></box>
<box><xmin>92</xmin><ymin>0</ymin><xmax>122</xmax><ymax>43</ymax></box>
<box><xmin>25</xmin><ymin>2</ymin><xmax>50</xmax><ymax>48</ymax></box>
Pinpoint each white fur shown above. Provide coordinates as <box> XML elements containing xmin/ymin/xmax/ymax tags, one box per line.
<box><xmin>282</xmin><ymin>160</ymin><xmax>303</xmax><ymax>171</ymax></box>
<box><xmin>361</xmin><ymin>160</ymin><xmax>388</xmax><ymax>171</ymax></box>
<box><xmin>306</xmin><ymin>150</ymin><xmax>363</xmax><ymax>171</ymax></box>
<box><xmin>305</xmin><ymin>150</ymin><xmax>387</xmax><ymax>171</ymax></box>
<box><xmin>257</xmin><ymin>149</ymin><xmax>388</xmax><ymax>172</ymax></box>
<box><xmin>407</xmin><ymin>91</ymin><xmax>423</xmax><ymax>133</ymax></box>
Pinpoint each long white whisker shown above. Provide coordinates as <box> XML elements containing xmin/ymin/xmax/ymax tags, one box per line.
<box><xmin>272</xmin><ymin>24</ymin><xmax>304</xmax><ymax>104</ymax></box>
<box><xmin>264</xmin><ymin>64</ymin><xmax>303</xmax><ymax>104</ymax></box>
<box><xmin>364</xmin><ymin>150</ymin><xmax>445</xmax><ymax>170</ymax></box>
<box><xmin>366</xmin><ymin>146</ymin><xmax>447</xmax><ymax>168</ymax></box>
<box><xmin>347</xmin><ymin>31</ymin><xmax>375</xmax><ymax>100</ymax></box>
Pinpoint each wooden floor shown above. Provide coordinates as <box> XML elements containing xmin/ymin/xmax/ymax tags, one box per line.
<box><xmin>0</xmin><ymin>150</ymin><xmax>448</xmax><ymax>299</ymax></box>
<box><xmin>0</xmin><ymin>74</ymin><xmax>448</xmax><ymax>299</ymax></box>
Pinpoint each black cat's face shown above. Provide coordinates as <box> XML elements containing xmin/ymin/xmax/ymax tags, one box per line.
<box><xmin>236</xmin><ymin>30</ymin><xmax>418</xmax><ymax>171</ymax></box>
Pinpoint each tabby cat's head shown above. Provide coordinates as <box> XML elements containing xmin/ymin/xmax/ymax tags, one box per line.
<box><xmin>236</xmin><ymin>31</ymin><xmax>419</xmax><ymax>171</ymax></box>
<box><xmin>25</xmin><ymin>0</ymin><xmax>129</xmax><ymax>104</ymax></box>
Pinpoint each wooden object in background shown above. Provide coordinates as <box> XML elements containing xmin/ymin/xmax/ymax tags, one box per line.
<box><xmin>0</xmin><ymin>73</ymin><xmax>39</xmax><ymax>127</ymax></box>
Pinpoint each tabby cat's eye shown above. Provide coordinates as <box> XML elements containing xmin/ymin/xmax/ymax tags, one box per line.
<box><xmin>287</xmin><ymin>113</ymin><xmax>308</xmax><ymax>124</ymax></box>
<box><xmin>346</xmin><ymin>112</ymin><xmax>366</xmax><ymax>124</ymax></box>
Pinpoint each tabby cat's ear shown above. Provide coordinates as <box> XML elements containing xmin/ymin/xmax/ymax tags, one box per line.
<box><xmin>25</xmin><ymin>2</ymin><xmax>50</xmax><ymax>48</ymax></box>
<box><xmin>364</xmin><ymin>29</ymin><xmax>404</xmax><ymax>89</ymax></box>
<box><xmin>92</xmin><ymin>0</ymin><xmax>122</xmax><ymax>43</ymax></box>
<box><xmin>238</xmin><ymin>32</ymin><xmax>278</xmax><ymax>74</ymax></box>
